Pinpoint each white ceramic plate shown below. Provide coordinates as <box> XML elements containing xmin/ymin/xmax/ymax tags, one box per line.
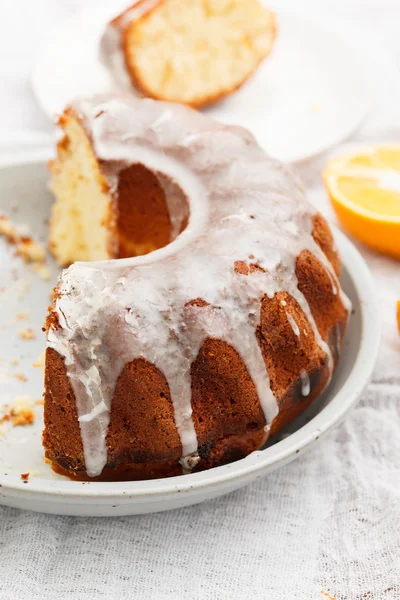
<box><xmin>32</xmin><ymin>5</ymin><xmax>374</xmax><ymax>163</ymax></box>
<box><xmin>0</xmin><ymin>155</ymin><xmax>379</xmax><ymax>516</ymax></box>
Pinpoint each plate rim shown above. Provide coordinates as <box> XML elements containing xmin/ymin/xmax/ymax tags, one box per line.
<box><xmin>31</xmin><ymin>7</ymin><xmax>377</xmax><ymax>164</ymax></box>
<box><xmin>0</xmin><ymin>155</ymin><xmax>380</xmax><ymax>504</ymax></box>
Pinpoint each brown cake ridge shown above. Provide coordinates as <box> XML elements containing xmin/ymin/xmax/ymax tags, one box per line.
<box><xmin>44</xmin><ymin>94</ymin><xmax>350</xmax><ymax>481</ymax></box>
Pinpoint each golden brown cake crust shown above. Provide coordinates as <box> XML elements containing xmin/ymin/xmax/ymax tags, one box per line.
<box><xmin>44</xmin><ymin>212</ymin><xmax>348</xmax><ymax>481</ymax></box>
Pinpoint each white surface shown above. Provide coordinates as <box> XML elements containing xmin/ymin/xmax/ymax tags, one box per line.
<box><xmin>32</xmin><ymin>5</ymin><xmax>374</xmax><ymax>163</ymax></box>
<box><xmin>0</xmin><ymin>157</ymin><xmax>378</xmax><ymax>516</ymax></box>
<box><xmin>0</xmin><ymin>1</ymin><xmax>400</xmax><ymax>599</ymax></box>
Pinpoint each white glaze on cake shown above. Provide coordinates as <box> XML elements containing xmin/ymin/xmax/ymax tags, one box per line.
<box><xmin>286</xmin><ymin>312</ymin><xmax>300</xmax><ymax>338</ymax></box>
<box><xmin>300</xmin><ymin>369</ymin><xmax>310</xmax><ymax>397</ymax></box>
<box><xmin>99</xmin><ymin>0</ymin><xmax>162</xmax><ymax>95</ymax></box>
<box><xmin>47</xmin><ymin>95</ymin><xmax>350</xmax><ymax>477</ymax></box>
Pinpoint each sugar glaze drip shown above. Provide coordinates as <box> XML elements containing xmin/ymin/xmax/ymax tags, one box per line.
<box><xmin>47</xmin><ymin>96</ymin><xmax>350</xmax><ymax>477</ymax></box>
<box><xmin>300</xmin><ymin>369</ymin><xmax>310</xmax><ymax>397</ymax></box>
<box><xmin>99</xmin><ymin>0</ymin><xmax>162</xmax><ymax>96</ymax></box>
<box><xmin>286</xmin><ymin>312</ymin><xmax>300</xmax><ymax>337</ymax></box>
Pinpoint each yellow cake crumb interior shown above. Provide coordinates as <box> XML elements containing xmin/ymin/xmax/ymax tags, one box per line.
<box><xmin>127</xmin><ymin>0</ymin><xmax>276</xmax><ymax>106</ymax></box>
<box><xmin>49</xmin><ymin>116</ymin><xmax>113</xmax><ymax>266</ymax></box>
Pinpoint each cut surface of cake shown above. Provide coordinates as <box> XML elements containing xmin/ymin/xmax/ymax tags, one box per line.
<box><xmin>100</xmin><ymin>0</ymin><xmax>276</xmax><ymax>108</ymax></box>
<box><xmin>44</xmin><ymin>94</ymin><xmax>350</xmax><ymax>481</ymax></box>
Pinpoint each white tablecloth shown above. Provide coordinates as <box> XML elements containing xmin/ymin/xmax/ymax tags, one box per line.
<box><xmin>0</xmin><ymin>2</ymin><xmax>399</xmax><ymax>599</ymax></box>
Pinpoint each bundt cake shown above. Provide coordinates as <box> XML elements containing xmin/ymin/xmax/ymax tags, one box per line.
<box><xmin>44</xmin><ymin>94</ymin><xmax>351</xmax><ymax>481</ymax></box>
<box><xmin>100</xmin><ymin>0</ymin><xmax>276</xmax><ymax>108</ymax></box>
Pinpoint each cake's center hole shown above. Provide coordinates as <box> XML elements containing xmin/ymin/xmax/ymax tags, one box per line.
<box><xmin>116</xmin><ymin>164</ymin><xmax>190</xmax><ymax>259</ymax></box>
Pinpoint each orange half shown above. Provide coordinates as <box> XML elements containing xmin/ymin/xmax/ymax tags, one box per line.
<box><xmin>323</xmin><ymin>144</ymin><xmax>400</xmax><ymax>259</ymax></box>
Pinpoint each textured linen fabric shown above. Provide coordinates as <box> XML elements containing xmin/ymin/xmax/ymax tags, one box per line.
<box><xmin>0</xmin><ymin>1</ymin><xmax>400</xmax><ymax>599</ymax></box>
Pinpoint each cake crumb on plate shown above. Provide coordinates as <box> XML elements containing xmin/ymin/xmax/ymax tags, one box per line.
<box><xmin>33</xmin><ymin>351</ymin><xmax>45</xmax><ymax>368</ymax></box>
<box><xmin>32</xmin><ymin>263</ymin><xmax>51</xmax><ymax>280</ymax></box>
<box><xmin>16</xmin><ymin>312</ymin><xmax>30</xmax><ymax>321</ymax></box>
<box><xmin>14</xmin><ymin>373</ymin><xmax>27</xmax><ymax>382</ymax></box>
<box><xmin>321</xmin><ymin>591</ymin><xmax>336</xmax><ymax>600</ymax></box>
<box><xmin>0</xmin><ymin>214</ymin><xmax>51</xmax><ymax>279</ymax></box>
<box><xmin>1</xmin><ymin>396</ymin><xmax>35</xmax><ymax>427</ymax></box>
<box><xmin>19</xmin><ymin>328</ymin><xmax>36</xmax><ymax>340</ymax></box>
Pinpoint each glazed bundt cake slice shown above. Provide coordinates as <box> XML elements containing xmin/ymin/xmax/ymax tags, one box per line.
<box><xmin>44</xmin><ymin>95</ymin><xmax>350</xmax><ymax>482</ymax></box>
<box><xmin>100</xmin><ymin>0</ymin><xmax>276</xmax><ymax>108</ymax></box>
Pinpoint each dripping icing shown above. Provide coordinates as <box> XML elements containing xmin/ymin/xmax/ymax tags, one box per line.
<box><xmin>300</xmin><ymin>369</ymin><xmax>310</xmax><ymax>397</ymax></box>
<box><xmin>286</xmin><ymin>312</ymin><xmax>300</xmax><ymax>337</ymax></box>
<box><xmin>335</xmin><ymin>322</ymin><xmax>342</xmax><ymax>359</ymax></box>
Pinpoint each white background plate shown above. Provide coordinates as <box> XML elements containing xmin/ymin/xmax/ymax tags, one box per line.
<box><xmin>0</xmin><ymin>156</ymin><xmax>379</xmax><ymax>516</ymax></box>
<box><xmin>32</xmin><ymin>4</ymin><xmax>374</xmax><ymax>163</ymax></box>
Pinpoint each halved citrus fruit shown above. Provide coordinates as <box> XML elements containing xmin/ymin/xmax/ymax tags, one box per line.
<box><xmin>323</xmin><ymin>144</ymin><xmax>400</xmax><ymax>259</ymax></box>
